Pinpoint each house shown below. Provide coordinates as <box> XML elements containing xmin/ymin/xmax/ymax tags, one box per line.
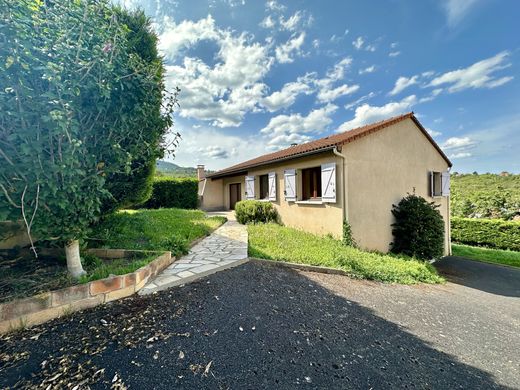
<box><xmin>198</xmin><ymin>112</ymin><xmax>452</xmax><ymax>255</ymax></box>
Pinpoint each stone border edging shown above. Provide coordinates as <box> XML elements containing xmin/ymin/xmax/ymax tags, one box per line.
<box><xmin>249</xmin><ymin>257</ymin><xmax>352</xmax><ymax>276</ymax></box>
<box><xmin>0</xmin><ymin>249</ymin><xmax>173</xmax><ymax>334</ymax></box>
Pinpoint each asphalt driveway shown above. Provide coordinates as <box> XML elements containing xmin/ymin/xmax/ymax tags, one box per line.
<box><xmin>1</xmin><ymin>261</ymin><xmax>518</xmax><ymax>389</ymax></box>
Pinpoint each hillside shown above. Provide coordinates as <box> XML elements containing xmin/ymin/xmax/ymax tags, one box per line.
<box><xmin>155</xmin><ymin>160</ymin><xmax>197</xmax><ymax>178</ymax></box>
<box><xmin>451</xmin><ymin>173</ymin><xmax>520</xmax><ymax>220</ymax></box>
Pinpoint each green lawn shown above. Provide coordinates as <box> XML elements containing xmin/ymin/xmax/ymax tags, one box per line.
<box><xmin>452</xmin><ymin>243</ymin><xmax>520</xmax><ymax>268</ymax></box>
<box><xmin>89</xmin><ymin>208</ymin><xmax>226</xmax><ymax>257</ymax></box>
<box><xmin>248</xmin><ymin>223</ymin><xmax>444</xmax><ymax>284</ymax></box>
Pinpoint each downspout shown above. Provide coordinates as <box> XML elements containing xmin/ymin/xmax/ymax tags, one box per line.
<box><xmin>446</xmin><ymin>166</ymin><xmax>452</xmax><ymax>255</ymax></box>
<box><xmin>333</xmin><ymin>147</ymin><xmax>347</xmax><ymax>222</ymax></box>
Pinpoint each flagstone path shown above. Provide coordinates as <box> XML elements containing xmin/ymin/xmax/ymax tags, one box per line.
<box><xmin>139</xmin><ymin>215</ymin><xmax>248</xmax><ymax>295</ymax></box>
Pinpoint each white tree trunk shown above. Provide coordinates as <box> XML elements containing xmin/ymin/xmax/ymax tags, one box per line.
<box><xmin>65</xmin><ymin>240</ymin><xmax>86</xmax><ymax>278</ymax></box>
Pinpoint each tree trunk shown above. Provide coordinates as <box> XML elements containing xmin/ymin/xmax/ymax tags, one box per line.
<box><xmin>65</xmin><ymin>240</ymin><xmax>86</xmax><ymax>278</ymax></box>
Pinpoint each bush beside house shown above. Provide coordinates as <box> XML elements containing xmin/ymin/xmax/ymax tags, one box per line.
<box><xmin>391</xmin><ymin>195</ymin><xmax>445</xmax><ymax>260</ymax></box>
<box><xmin>235</xmin><ymin>200</ymin><xmax>278</xmax><ymax>224</ymax></box>
<box><xmin>451</xmin><ymin>217</ymin><xmax>520</xmax><ymax>251</ymax></box>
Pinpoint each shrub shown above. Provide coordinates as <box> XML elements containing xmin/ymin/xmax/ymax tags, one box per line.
<box><xmin>141</xmin><ymin>178</ymin><xmax>198</xmax><ymax>209</ymax></box>
<box><xmin>342</xmin><ymin>220</ymin><xmax>356</xmax><ymax>247</ymax></box>
<box><xmin>451</xmin><ymin>217</ymin><xmax>520</xmax><ymax>251</ymax></box>
<box><xmin>235</xmin><ymin>200</ymin><xmax>278</xmax><ymax>224</ymax></box>
<box><xmin>391</xmin><ymin>194</ymin><xmax>445</xmax><ymax>260</ymax></box>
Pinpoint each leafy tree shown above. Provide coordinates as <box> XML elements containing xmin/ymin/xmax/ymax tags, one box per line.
<box><xmin>391</xmin><ymin>194</ymin><xmax>445</xmax><ymax>260</ymax></box>
<box><xmin>0</xmin><ymin>1</ymin><xmax>176</xmax><ymax>277</ymax></box>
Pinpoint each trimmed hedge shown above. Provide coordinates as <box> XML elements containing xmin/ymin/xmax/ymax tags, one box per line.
<box><xmin>235</xmin><ymin>200</ymin><xmax>278</xmax><ymax>224</ymax></box>
<box><xmin>141</xmin><ymin>177</ymin><xmax>198</xmax><ymax>209</ymax></box>
<box><xmin>451</xmin><ymin>217</ymin><xmax>520</xmax><ymax>251</ymax></box>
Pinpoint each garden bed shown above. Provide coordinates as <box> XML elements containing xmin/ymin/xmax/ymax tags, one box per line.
<box><xmin>248</xmin><ymin>223</ymin><xmax>444</xmax><ymax>284</ymax></box>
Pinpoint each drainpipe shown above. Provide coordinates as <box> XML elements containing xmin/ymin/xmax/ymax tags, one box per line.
<box><xmin>333</xmin><ymin>147</ymin><xmax>347</xmax><ymax>221</ymax></box>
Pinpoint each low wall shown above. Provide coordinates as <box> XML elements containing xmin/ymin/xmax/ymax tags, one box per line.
<box><xmin>0</xmin><ymin>249</ymin><xmax>173</xmax><ymax>334</ymax></box>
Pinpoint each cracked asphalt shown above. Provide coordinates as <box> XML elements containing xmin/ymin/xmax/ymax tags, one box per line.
<box><xmin>1</xmin><ymin>260</ymin><xmax>518</xmax><ymax>389</ymax></box>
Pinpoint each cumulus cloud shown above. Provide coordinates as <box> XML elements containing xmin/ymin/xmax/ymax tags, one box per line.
<box><xmin>338</xmin><ymin>95</ymin><xmax>417</xmax><ymax>132</ymax></box>
<box><xmin>261</xmin><ymin>76</ymin><xmax>314</xmax><ymax>112</ymax></box>
<box><xmin>426</xmin><ymin>128</ymin><xmax>442</xmax><ymax>137</ymax></box>
<box><xmin>160</xmin><ymin>16</ymin><xmax>273</xmax><ymax>127</ymax></box>
<box><xmin>198</xmin><ymin>145</ymin><xmax>230</xmax><ymax>159</ymax></box>
<box><xmin>389</xmin><ymin>51</ymin><xmax>401</xmax><ymax>57</ymax></box>
<box><xmin>344</xmin><ymin>92</ymin><xmax>377</xmax><ymax>110</ymax></box>
<box><xmin>260</xmin><ymin>104</ymin><xmax>338</xmax><ymax>149</ymax></box>
<box><xmin>311</xmin><ymin>57</ymin><xmax>359</xmax><ymax>103</ymax></box>
<box><xmin>275</xmin><ymin>32</ymin><xmax>306</xmax><ymax>63</ymax></box>
<box><xmin>352</xmin><ymin>36</ymin><xmax>364</xmax><ymax>50</ymax></box>
<box><xmin>359</xmin><ymin>65</ymin><xmax>376</xmax><ymax>75</ymax></box>
<box><xmin>317</xmin><ymin>84</ymin><xmax>359</xmax><ymax>103</ymax></box>
<box><xmin>266</xmin><ymin>0</ymin><xmax>286</xmax><ymax>12</ymax></box>
<box><xmin>429</xmin><ymin>51</ymin><xmax>513</xmax><ymax>93</ymax></box>
<box><xmin>389</xmin><ymin>75</ymin><xmax>420</xmax><ymax>96</ymax></box>
<box><xmin>260</xmin><ymin>15</ymin><xmax>276</xmax><ymax>28</ymax></box>
<box><xmin>441</xmin><ymin>136</ymin><xmax>476</xmax><ymax>149</ymax></box>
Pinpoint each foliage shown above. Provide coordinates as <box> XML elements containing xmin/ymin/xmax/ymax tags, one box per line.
<box><xmin>140</xmin><ymin>177</ymin><xmax>199</xmax><ymax>209</ymax></box>
<box><xmin>0</xmin><ymin>1</ymin><xmax>175</xmax><ymax>249</ymax></box>
<box><xmin>451</xmin><ymin>173</ymin><xmax>520</xmax><ymax>220</ymax></box>
<box><xmin>89</xmin><ymin>208</ymin><xmax>226</xmax><ymax>257</ymax></box>
<box><xmin>342</xmin><ymin>220</ymin><xmax>356</xmax><ymax>247</ymax></box>
<box><xmin>452</xmin><ymin>244</ymin><xmax>520</xmax><ymax>268</ymax></box>
<box><xmin>78</xmin><ymin>255</ymin><xmax>157</xmax><ymax>284</ymax></box>
<box><xmin>235</xmin><ymin>200</ymin><xmax>279</xmax><ymax>225</ymax></box>
<box><xmin>155</xmin><ymin>160</ymin><xmax>198</xmax><ymax>178</ymax></box>
<box><xmin>248</xmin><ymin>223</ymin><xmax>444</xmax><ymax>284</ymax></box>
<box><xmin>391</xmin><ymin>194</ymin><xmax>445</xmax><ymax>260</ymax></box>
<box><xmin>451</xmin><ymin>217</ymin><xmax>520</xmax><ymax>251</ymax></box>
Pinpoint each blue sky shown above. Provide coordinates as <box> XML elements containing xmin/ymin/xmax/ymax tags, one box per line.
<box><xmin>121</xmin><ymin>0</ymin><xmax>520</xmax><ymax>172</ymax></box>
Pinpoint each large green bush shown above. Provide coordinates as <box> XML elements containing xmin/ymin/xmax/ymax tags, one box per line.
<box><xmin>451</xmin><ymin>217</ymin><xmax>520</xmax><ymax>251</ymax></box>
<box><xmin>141</xmin><ymin>178</ymin><xmax>198</xmax><ymax>209</ymax></box>
<box><xmin>235</xmin><ymin>200</ymin><xmax>278</xmax><ymax>224</ymax></box>
<box><xmin>391</xmin><ymin>195</ymin><xmax>445</xmax><ymax>260</ymax></box>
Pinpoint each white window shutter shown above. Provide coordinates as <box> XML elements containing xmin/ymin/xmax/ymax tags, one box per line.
<box><xmin>430</xmin><ymin>171</ymin><xmax>434</xmax><ymax>197</ymax></box>
<box><xmin>321</xmin><ymin>163</ymin><xmax>336</xmax><ymax>203</ymax></box>
<box><xmin>268</xmin><ymin>172</ymin><xmax>277</xmax><ymax>201</ymax></box>
<box><xmin>245</xmin><ymin>176</ymin><xmax>255</xmax><ymax>199</ymax></box>
<box><xmin>284</xmin><ymin>169</ymin><xmax>296</xmax><ymax>201</ymax></box>
<box><xmin>441</xmin><ymin>171</ymin><xmax>450</xmax><ymax>197</ymax></box>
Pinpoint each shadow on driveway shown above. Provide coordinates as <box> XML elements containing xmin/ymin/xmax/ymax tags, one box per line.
<box><xmin>435</xmin><ymin>256</ymin><xmax>520</xmax><ymax>298</ymax></box>
<box><xmin>0</xmin><ymin>262</ymin><xmax>510</xmax><ymax>389</ymax></box>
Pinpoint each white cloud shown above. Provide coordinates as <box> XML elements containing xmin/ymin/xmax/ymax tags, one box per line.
<box><xmin>389</xmin><ymin>75</ymin><xmax>419</xmax><ymax>96</ymax></box>
<box><xmin>260</xmin><ymin>15</ymin><xmax>276</xmax><ymax>28</ymax></box>
<box><xmin>198</xmin><ymin>145</ymin><xmax>231</xmax><ymax>159</ymax></box>
<box><xmin>359</xmin><ymin>65</ymin><xmax>376</xmax><ymax>75</ymax></box>
<box><xmin>344</xmin><ymin>92</ymin><xmax>377</xmax><ymax>110</ymax></box>
<box><xmin>312</xmin><ymin>39</ymin><xmax>320</xmax><ymax>49</ymax></box>
<box><xmin>275</xmin><ymin>32</ymin><xmax>306</xmax><ymax>63</ymax></box>
<box><xmin>441</xmin><ymin>136</ymin><xmax>476</xmax><ymax>149</ymax></box>
<box><xmin>352</xmin><ymin>36</ymin><xmax>364</xmax><ymax>50</ymax></box>
<box><xmin>266</xmin><ymin>0</ymin><xmax>286</xmax><ymax>12</ymax></box>
<box><xmin>160</xmin><ymin>16</ymin><xmax>273</xmax><ymax>127</ymax></box>
<box><xmin>158</xmin><ymin>15</ymin><xmax>219</xmax><ymax>59</ymax></box>
<box><xmin>325</xmin><ymin>57</ymin><xmax>352</xmax><ymax>81</ymax></box>
<box><xmin>442</xmin><ymin>0</ymin><xmax>481</xmax><ymax>26</ymax></box>
<box><xmin>279</xmin><ymin>11</ymin><xmax>302</xmax><ymax>31</ymax></box>
<box><xmin>450</xmin><ymin>152</ymin><xmax>472</xmax><ymax>159</ymax></box>
<box><xmin>390</xmin><ymin>42</ymin><xmax>398</xmax><ymax>49</ymax></box>
<box><xmin>317</xmin><ymin>84</ymin><xmax>359</xmax><ymax>103</ymax></box>
<box><xmin>426</xmin><ymin>128</ymin><xmax>442</xmax><ymax>137</ymax></box>
<box><xmin>262</xmin><ymin>76</ymin><xmax>313</xmax><ymax>112</ymax></box>
<box><xmin>365</xmin><ymin>44</ymin><xmax>376</xmax><ymax>52</ymax></box>
<box><xmin>261</xmin><ymin>104</ymin><xmax>338</xmax><ymax>149</ymax></box>
<box><xmin>429</xmin><ymin>51</ymin><xmax>513</xmax><ymax>93</ymax></box>
<box><xmin>338</xmin><ymin>95</ymin><xmax>417</xmax><ymax>132</ymax></box>
<box><xmin>389</xmin><ymin>51</ymin><xmax>401</xmax><ymax>57</ymax></box>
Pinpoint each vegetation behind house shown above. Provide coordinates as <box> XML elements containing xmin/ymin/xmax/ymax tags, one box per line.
<box><xmin>451</xmin><ymin>217</ymin><xmax>520</xmax><ymax>251</ymax></box>
<box><xmin>141</xmin><ymin>177</ymin><xmax>199</xmax><ymax>209</ymax></box>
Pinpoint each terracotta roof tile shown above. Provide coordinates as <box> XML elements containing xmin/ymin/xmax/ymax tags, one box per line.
<box><xmin>208</xmin><ymin>112</ymin><xmax>451</xmax><ymax>178</ymax></box>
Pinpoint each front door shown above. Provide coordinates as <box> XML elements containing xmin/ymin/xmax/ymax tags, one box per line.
<box><xmin>229</xmin><ymin>183</ymin><xmax>241</xmax><ymax>210</ymax></box>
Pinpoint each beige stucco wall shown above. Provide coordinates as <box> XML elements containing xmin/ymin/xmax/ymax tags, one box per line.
<box><xmin>248</xmin><ymin>152</ymin><xmax>344</xmax><ymax>238</ymax></box>
<box><xmin>199</xmin><ymin>177</ymin><xmax>225</xmax><ymax>211</ymax></box>
<box><xmin>342</xmin><ymin>118</ymin><xmax>451</xmax><ymax>255</ymax></box>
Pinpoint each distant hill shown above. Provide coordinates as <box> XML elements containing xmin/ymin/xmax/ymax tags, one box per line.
<box><xmin>155</xmin><ymin>160</ymin><xmax>197</xmax><ymax>178</ymax></box>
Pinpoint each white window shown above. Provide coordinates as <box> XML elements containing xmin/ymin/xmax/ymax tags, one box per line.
<box><xmin>268</xmin><ymin>172</ymin><xmax>277</xmax><ymax>201</ymax></box>
<box><xmin>284</xmin><ymin>169</ymin><xmax>296</xmax><ymax>201</ymax></box>
<box><xmin>430</xmin><ymin>171</ymin><xmax>450</xmax><ymax>197</ymax></box>
<box><xmin>321</xmin><ymin>163</ymin><xmax>336</xmax><ymax>203</ymax></box>
<box><xmin>245</xmin><ymin>175</ymin><xmax>255</xmax><ymax>199</ymax></box>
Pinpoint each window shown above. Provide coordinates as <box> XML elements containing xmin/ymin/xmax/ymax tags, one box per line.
<box><xmin>431</xmin><ymin>171</ymin><xmax>442</xmax><ymax>197</ymax></box>
<box><xmin>301</xmin><ymin>167</ymin><xmax>322</xmax><ymax>200</ymax></box>
<box><xmin>259</xmin><ymin>174</ymin><xmax>269</xmax><ymax>199</ymax></box>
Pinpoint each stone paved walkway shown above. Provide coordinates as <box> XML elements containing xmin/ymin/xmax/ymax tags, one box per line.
<box><xmin>139</xmin><ymin>217</ymin><xmax>248</xmax><ymax>295</ymax></box>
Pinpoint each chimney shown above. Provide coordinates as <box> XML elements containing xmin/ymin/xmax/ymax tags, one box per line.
<box><xmin>197</xmin><ymin>164</ymin><xmax>205</xmax><ymax>180</ymax></box>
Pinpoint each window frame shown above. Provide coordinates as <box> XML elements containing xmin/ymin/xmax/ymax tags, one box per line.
<box><xmin>301</xmin><ymin>166</ymin><xmax>322</xmax><ymax>201</ymax></box>
<box><xmin>259</xmin><ymin>174</ymin><xmax>269</xmax><ymax>200</ymax></box>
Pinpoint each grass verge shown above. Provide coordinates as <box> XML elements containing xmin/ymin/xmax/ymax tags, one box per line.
<box><xmin>89</xmin><ymin>208</ymin><xmax>226</xmax><ymax>256</ymax></box>
<box><xmin>248</xmin><ymin>223</ymin><xmax>444</xmax><ymax>284</ymax></box>
<box><xmin>452</xmin><ymin>243</ymin><xmax>520</xmax><ymax>268</ymax></box>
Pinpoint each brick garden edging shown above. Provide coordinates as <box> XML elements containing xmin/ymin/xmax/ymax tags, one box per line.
<box><xmin>0</xmin><ymin>249</ymin><xmax>172</xmax><ymax>334</ymax></box>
